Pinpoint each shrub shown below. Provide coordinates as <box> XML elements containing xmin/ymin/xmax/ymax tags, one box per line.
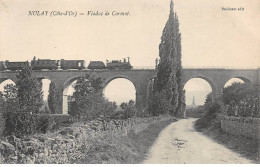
<box><xmin>227</xmin><ymin>96</ymin><xmax>259</xmax><ymax>118</ymax></box>
<box><xmin>0</xmin><ymin>108</ymin><xmax>5</xmax><ymax>138</ymax></box>
<box><xmin>3</xmin><ymin>111</ymin><xmax>39</xmax><ymax>137</ymax></box>
<box><xmin>195</xmin><ymin>101</ymin><xmax>222</xmax><ymax>130</ymax></box>
<box><xmin>36</xmin><ymin>115</ymin><xmax>56</xmax><ymax>133</ymax></box>
<box><xmin>3</xmin><ymin>111</ymin><xmax>60</xmax><ymax>137</ymax></box>
<box><xmin>223</xmin><ymin>82</ymin><xmax>257</xmax><ymax>105</ymax></box>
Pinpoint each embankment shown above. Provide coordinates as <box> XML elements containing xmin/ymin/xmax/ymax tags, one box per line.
<box><xmin>0</xmin><ymin>115</ymin><xmax>176</xmax><ymax>164</ymax></box>
<box><xmin>195</xmin><ymin>114</ymin><xmax>260</xmax><ymax>163</ymax></box>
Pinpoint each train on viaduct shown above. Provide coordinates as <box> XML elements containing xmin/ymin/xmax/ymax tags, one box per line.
<box><xmin>1</xmin><ymin>67</ymin><xmax>259</xmax><ymax>115</ymax></box>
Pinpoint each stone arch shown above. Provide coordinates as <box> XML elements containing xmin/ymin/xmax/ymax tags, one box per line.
<box><xmin>63</xmin><ymin>75</ymin><xmax>86</xmax><ymax>91</ymax></box>
<box><xmin>0</xmin><ymin>78</ymin><xmax>17</xmax><ymax>85</ymax></box>
<box><xmin>0</xmin><ymin>78</ymin><xmax>17</xmax><ymax>93</ymax></box>
<box><xmin>234</xmin><ymin>76</ymin><xmax>251</xmax><ymax>83</ymax></box>
<box><xmin>36</xmin><ymin>76</ymin><xmax>54</xmax><ymax>82</ymax></box>
<box><xmin>62</xmin><ymin>75</ymin><xmax>85</xmax><ymax>114</ymax></box>
<box><xmin>102</xmin><ymin>75</ymin><xmax>137</xmax><ymax>105</ymax></box>
<box><xmin>183</xmin><ymin>75</ymin><xmax>218</xmax><ymax>104</ymax></box>
<box><xmin>183</xmin><ymin>76</ymin><xmax>217</xmax><ymax>94</ymax></box>
<box><xmin>102</xmin><ymin>75</ymin><xmax>137</xmax><ymax>93</ymax></box>
<box><xmin>224</xmin><ymin>76</ymin><xmax>252</xmax><ymax>88</ymax></box>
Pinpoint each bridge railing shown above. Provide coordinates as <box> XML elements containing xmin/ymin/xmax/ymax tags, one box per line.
<box><xmin>183</xmin><ymin>66</ymin><xmax>259</xmax><ymax>69</ymax></box>
<box><xmin>133</xmin><ymin>66</ymin><xmax>259</xmax><ymax>70</ymax></box>
<box><xmin>133</xmin><ymin>66</ymin><xmax>156</xmax><ymax>70</ymax></box>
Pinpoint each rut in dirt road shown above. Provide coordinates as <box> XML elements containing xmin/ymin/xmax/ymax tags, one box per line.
<box><xmin>143</xmin><ymin>118</ymin><xmax>253</xmax><ymax>164</ymax></box>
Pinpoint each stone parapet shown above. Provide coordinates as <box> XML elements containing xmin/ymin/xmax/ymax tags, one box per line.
<box><xmin>217</xmin><ymin>114</ymin><xmax>260</xmax><ymax>139</ymax></box>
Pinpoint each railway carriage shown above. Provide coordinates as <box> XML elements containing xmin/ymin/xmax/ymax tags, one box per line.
<box><xmin>5</xmin><ymin>61</ymin><xmax>30</xmax><ymax>71</ymax></box>
<box><xmin>60</xmin><ymin>59</ymin><xmax>85</xmax><ymax>70</ymax></box>
<box><xmin>88</xmin><ymin>61</ymin><xmax>106</xmax><ymax>69</ymax></box>
<box><xmin>0</xmin><ymin>57</ymin><xmax>133</xmax><ymax>71</ymax></box>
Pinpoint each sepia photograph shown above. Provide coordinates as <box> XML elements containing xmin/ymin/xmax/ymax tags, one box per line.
<box><xmin>0</xmin><ymin>0</ymin><xmax>259</xmax><ymax>164</ymax></box>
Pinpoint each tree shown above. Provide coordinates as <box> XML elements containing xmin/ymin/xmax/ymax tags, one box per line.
<box><xmin>223</xmin><ymin>82</ymin><xmax>257</xmax><ymax>105</ymax></box>
<box><xmin>175</xmin><ymin>12</ymin><xmax>185</xmax><ymax>114</ymax></box>
<box><xmin>16</xmin><ymin>65</ymin><xmax>43</xmax><ymax>113</ymax></box>
<box><xmin>205</xmin><ymin>92</ymin><xmax>213</xmax><ymax>104</ymax></box>
<box><xmin>118</xmin><ymin>100</ymin><xmax>137</xmax><ymax>119</ymax></box>
<box><xmin>1</xmin><ymin>84</ymin><xmax>18</xmax><ymax>113</ymax></box>
<box><xmin>48</xmin><ymin>81</ymin><xmax>57</xmax><ymax>114</ymax></box>
<box><xmin>120</xmin><ymin>102</ymin><xmax>128</xmax><ymax>110</ymax></box>
<box><xmin>69</xmin><ymin>74</ymin><xmax>117</xmax><ymax>119</ymax></box>
<box><xmin>103</xmin><ymin>101</ymin><xmax>117</xmax><ymax>117</ymax></box>
<box><xmin>152</xmin><ymin>0</ymin><xmax>183</xmax><ymax>116</ymax></box>
<box><xmin>0</xmin><ymin>92</ymin><xmax>4</xmax><ymax>136</ymax></box>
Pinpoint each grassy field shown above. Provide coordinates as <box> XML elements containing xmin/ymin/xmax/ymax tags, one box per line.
<box><xmin>73</xmin><ymin>119</ymin><xmax>175</xmax><ymax>164</ymax></box>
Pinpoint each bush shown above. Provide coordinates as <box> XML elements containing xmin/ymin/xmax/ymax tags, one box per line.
<box><xmin>36</xmin><ymin>115</ymin><xmax>56</xmax><ymax>133</ymax></box>
<box><xmin>3</xmin><ymin>111</ymin><xmax>39</xmax><ymax>137</ymax></box>
<box><xmin>227</xmin><ymin>96</ymin><xmax>259</xmax><ymax>118</ymax></box>
<box><xmin>223</xmin><ymin>82</ymin><xmax>257</xmax><ymax>105</ymax></box>
<box><xmin>195</xmin><ymin>101</ymin><xmax>222</xmax><ymax>130</ymax></box>
<box><xmin>185</xmin><ymin>105</ymin><xmax>204</xmax><ymax>118</ymax></box>
<box><xmin>2</xmin><ymin>111</ymin><xmax>60</xmax><ymax>137</ymax></box>
<box><xmin>0</xmin><ymin>109</ymin><xmax>5</xmax><ymax>138</ymax></box>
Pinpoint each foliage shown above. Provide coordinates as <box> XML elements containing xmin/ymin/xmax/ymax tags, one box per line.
<box><xmin>223</xmin><ymin>82</ymin><xmax>257</xmax><ymax>105</ymax></box>
<box><xmin>0</xmin><ymin>92</ymin><xmax>5</xmax><ymax>137</ymax></box>
<box><xmin>177</xmin><ymin>89</ymin><xmax>186</xmax><ymax>114</ymax></box>
<box><xmin>205</xmin><ymin>92</ymin><xmax>213</xmax><ymax>104</ymax></box>
<box><xmin>0</xmin><ymin>66</ymin><xmax>48</xmax><ymax>137</ymax></box>
<box><xmin>48</xmin><ymin>81</ymin><xmax>57</xmax><ymax>114</ymax></box>
<box><xmin>0</xmin><ymin>84</ymin><xmax>18</xmax><ymax>113</ymax></box>
<box><xmin>116</xmin><ymin>100</ymin><xmax>137</xmax><ymax>119</ymax></box>
<box><xmin>69</xmin><ymin>74</ymin><xmax>117</xmax><ymax>120</ymax></box>
<box><xmin>3</xmin><ymin>111</ymin><xmax>39</xmax><ymax>137</ymax></box>
<box><xmin>151</xmin><ymin>1</ymin><xmax>183</xmax><ymax>116</ymax></box>
<box><xmin>195</xmin><ymin>101</ymin><xmax>222</xmax><ymax>130</ymax></box>
<box><xmin>36</xmin><ymin>114</ymin><xmax>56</xmax><ymax>133</ymax></box>
<box><xmin>185</xmin><ymin>105</ymin><xmax>204</xmax><ymax>118</ymax></box>
<box><xmin>0</xmin><ymin>84</ymin><xmax>19</xmax><ymax>138</ymax></box>
<box><xmin>227</xmin><ymin>96</ymin><xmax>259</xmax><ymax>117</ymax></box>
<box><xmin>16</xmin><ymin>65</ymin><xmax>43</xmax><ymax>113</ymax></box>
<box><xmin>175</xmin><ymin>10</ymin><xmax>184</xmax><ymax>114</ymax></box>
<box><xmin>196</xmin><ymin>82</ymin><xmax>259</xmax><ymax>132</ymax></box>
<box><xmin>148</xmin><ymin>90</ymin><xmax>172</xmax><ymax>116</ymax></box>
<box><xmin>221</xmin><ymin>82</ymin><xmax>259</xmax><ymax>118</ymax></box>
<box><xmin>3</xmin><ymin>111</ymin><xmax>57</xmax><ymax>137</ymax></box>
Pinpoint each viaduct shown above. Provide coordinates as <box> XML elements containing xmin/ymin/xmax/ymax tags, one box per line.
<box><xmin>0</xmin><ymin>68</ymin><xmax>259</xmax><ymax>114</ymax></box>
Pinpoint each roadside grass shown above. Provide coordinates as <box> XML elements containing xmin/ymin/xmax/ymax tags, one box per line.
<box><xmin>74</xmin><ymin>119</ymin><xmax>175</xmax><ymax>164</ymax></box>
<box><xmin>195</xmin><ymin>114</ymin><xmax>260</xmax><ymax>164</ymax></box>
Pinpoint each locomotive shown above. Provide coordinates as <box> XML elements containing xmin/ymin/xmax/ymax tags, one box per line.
<box><xmin>88</xmin><ymin>57</ymin><xmax>132</xmax><ymax>70</ymax></box>
<box><xmin>106</xmin><ymin>57</ymin><xmax>132</xmax><ymax>70</ymax></box>
<box><xmin>0</xmin><ymin>57</ymin><xmax>132</xmax><ymax>71</ymax></box>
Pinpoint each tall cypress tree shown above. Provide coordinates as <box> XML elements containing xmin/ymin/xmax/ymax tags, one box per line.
<box><xmin>48</xmin><ymin>81</ymin><xmax>56</xmax><ymax>114</ymax></box>
<box><xmin>174</xmin><ymin>13</ymin><xmax>185</xmax><ymax>114</ymax></box>
<box><xmin>153</xmin><ymin>0</ymin><xmax>183</xmax><ymax>115</ymax></box>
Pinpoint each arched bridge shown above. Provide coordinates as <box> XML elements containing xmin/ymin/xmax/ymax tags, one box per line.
<box><xmin>0</xmin><ymin>68</ymin><xmax>259</xmax><ymax>114</ymax></box>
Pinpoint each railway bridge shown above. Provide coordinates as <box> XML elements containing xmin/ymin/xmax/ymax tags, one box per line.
<box><xmin>0</xmin><ymin>68</ymin><xmax>259</xmax><ymax>114</ymax></box>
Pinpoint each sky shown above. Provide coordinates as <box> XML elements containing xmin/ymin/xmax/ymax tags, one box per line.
<box><xmin>0</xmin><ymin>0</ymin><xmax>259</xmax><ymax>105</ymax></box>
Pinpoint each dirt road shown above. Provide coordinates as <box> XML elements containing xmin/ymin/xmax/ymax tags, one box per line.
<box><xmin>143</xmin><ymin>118</ymin><xmax>253</xmax><ymax>164</ymax></box>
